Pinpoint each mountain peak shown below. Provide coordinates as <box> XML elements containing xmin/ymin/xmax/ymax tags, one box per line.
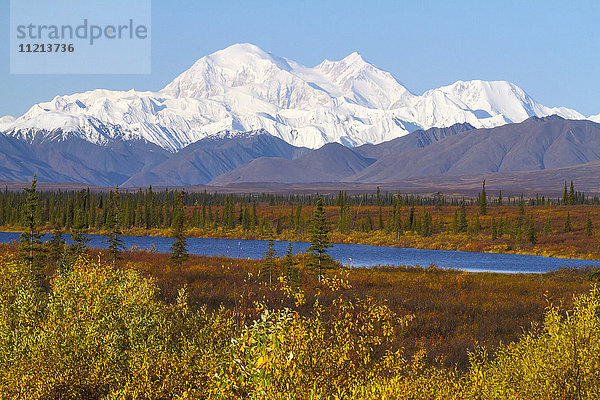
<box><xmin>2</xmin><ymin>44</ymin><xmax>590</xmax><ymax>152</ymax></box>
<box><xmin>341</xmin><ymin>51</ymin><xmax>367</xmax><ymax>65</ymax></box>
<box><xmin>206</xmin><ymin>43</ymin><xmax>286</xmax><ymax>66</ymax></box>
<box><xmin>524</xmin><ymin>114</ymin><xmax>565</xmax><ymax>123</ymax></box>
<box><xmin>160</xmin><ymin>42</ymin><xmax>296</xmax><ymax>100</ymax></box>
<box><xmin>316</xmin><ymin>51</ymin><xmax>371</xmax><ymax>72</ymax></box>
<box><xmin>219</xmin><ymin>42</ymin><xmax>267</xmax><ymax>54</ymax></box>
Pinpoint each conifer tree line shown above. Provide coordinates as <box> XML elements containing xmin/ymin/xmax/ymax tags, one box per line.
<box><xmin>562</xmin><ymin>180</ymin><xmax>588</xmax><ymax>206</ymax></box>
<box><xmin>5</xmin><ymin>178</ymin><xmax>600</xmax><ymax>289</ymax></box>
<box><xmin>11</xmin><ymin>180</ymin><xmax>334</xmax><ymax>298</ymax></box>
<box><xmin>1</xmin><ymin>179</ymin><xmax>598</xmax><ymax>242</ymax></box>
<box><xmin>1</xmin><ymin>182</ymin><xmax>597</xmax><ymax>229</ymax></box>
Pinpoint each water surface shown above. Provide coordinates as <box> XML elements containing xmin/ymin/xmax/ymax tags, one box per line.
<box><xmin>1</xmin><ymin>231</ymin><xmax>598</xmax><ymax>274</ymax></box>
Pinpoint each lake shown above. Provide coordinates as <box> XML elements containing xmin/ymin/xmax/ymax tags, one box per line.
<box><xmin>1</xmin><ymin>231</ymin><xmax>599</xmax><ymax>274</ymax></box>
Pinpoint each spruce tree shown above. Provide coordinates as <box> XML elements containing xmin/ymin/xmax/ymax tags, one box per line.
<box><xmin>238</xmin><ymin>203</ymin><xmax>244</xmax><ymax>226</ymax></box>
<box><xmin>135</xmin><ymin>190</ymin><xmax>143</xmax><ymax>228</ymax></box>
<box><xmin>514</xmin><ymin>217</ymin><xmax>523</xmax><ymax>242</ymax></box>
<box><xmin>526</xmin><ymin>216</ymin><xmax>537</xmax><ymax>245</ymax></box>
<box><xmin>420</xmin><ymin>210</ymin><xmax>433</xmax><ymax>237</ymax></box>
<box><xmin>491</xmin><ymin>217</ymin><xmax>497</xmax><ymax>240</ymax></box>
<box><xmin>102</xmin><ymin>186</ymin><xmax>125</xmax><ymax>266</ymax></box>
<box><xmin>261</xmin><ymin>223</ymin><xmax>278</xmax><ymax>285</ymax></box>
<box><xmin>408</xmin><ymin>206</ymin><xmax>416</xmax><ymax>231</ymax></box>
<box><xmin>19</xmin><ymin>175</ymin><xmax>47</xmax><ymax>282</ymax></box>
<box><xmin>365</xmin><ymin>211</ymin><xmax>373</xmax><ymax>232</ymax></box>
<box><xmin>88</xmin><ymin>194</ymin><xmax>96</xmax><ymax>229</ymax></box>
<box><xmin>585</xmin><ymin>212</ymin><xmax>593</xmax><ymax>236</ymax></box>
<box><xmin>518</xmin><ymin>194</ymin><xmax>525</xmax><ymax>215</ymax></box>
<box><xmin>201</xmin><ymin>201</ymin><xmax>207</xmax><ymax>229</ymax></box>
<box><xmin>284</xmin><ymin>241</ymin><xmax>294</xmax><ymax>268</ymax></box>
<box><xmin>169</xmin><ymin>190</ymin><xmax>189</xmax><ymax>265</ymax></box>
<box><xmin>242</xmin><ymin>206</ymin><xmax>252</xmax><ymax>230</ymax></box>
<box><xmin>47</xmin><ymin>223</ymin><xmax>65</xmax><ymax>265</ymax></box>
<box><xmin>293</xmin><ymin>204</ymin><xmax>302</xmax><ymax>233</ymax></box>
<box><xmin>458</xmin><ymin>202</ymin><xmax>468</xmax><ymax>233</ymax></box>
<box><xmin>437</xmin><ymin>214</ymin><xmax>444</xmax><ymax>233</ymax></box>
<box><xmin>543</xmin><ymin>216</ymin><xmax>552</xmax><ymax>235</ymax></box>
<box><xmin>563</xmin><ymin>182</ymin><xmax>569</xmax><ymax>206</ymax></box>
<box><xmin>335</xmin><ymin>191</ymin><xmax>344</xmax><ymax>226</ymax></box>
<box><xmin>452</xmin><ymin>210</ymin><xmax>459</xmax><ymax>234</ymax></box>
<box><xmin>307</xmin><ymin>195</ymin><xmax>332</xmax><ymax>282</ymax></box>
<box><xmin>146</xmin><ymin>185</ymin><xmax>154</xmax><ymax>229</ymax></box>
<box><xmin>473</xmin><ymin>214</ymin><xmax>482</xmax><ymax>234</ymax></box>
<box><xmin>253</xmin><ymin>201</ymin><xmax>259</xmax><ymax>229</ymax></box>
<box><xmin>479</xmin><ymin>180</ymin><xmax>487</xmax><ymax>215</ymax></box>
<box><xmin>283</xmin><ymin>241</ymin><xmax>300</xmax><ymax>290</ymax></box>
<box><xmin>564</xmin><ymin>212</ymin><xmax>572</xmax><ymax>233</ymax></box>
<box><xmin>207</xmin><ymin>204</ymin><xmax>214</xmax><ymax>229</ymax></box>
<box><xmin>393</xmin><ymin>192</ymin><xmax>403</xmax><ymax>239</ymax></box>
<box><xmin>69</xmin><ymin>222</ymin><xmax>90</xmax><ymax>259</ymax></box>
<box><xmin>569</xmin><ymin>181</ymin><xmax>576</xmax><ymax>205</ymax></box>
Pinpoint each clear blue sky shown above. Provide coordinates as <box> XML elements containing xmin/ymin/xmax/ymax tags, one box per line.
<box><xmin>1</xmin><ymin>0</ymin><xmax>599</xmax><ymax>117</ymax></box>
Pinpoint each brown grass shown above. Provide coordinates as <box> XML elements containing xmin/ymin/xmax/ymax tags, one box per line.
<box><xmin>58</xmin><ymin>246</ymin><xmax>594</xmax><ymax>370</ymax></box>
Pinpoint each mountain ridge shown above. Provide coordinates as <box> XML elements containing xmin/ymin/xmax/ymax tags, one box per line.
<box><xmin>1</xmin><ymin>43</ymin><xmax>593</xmax><ymax>151</ymax></box>
<box><xmin>123</xmin><ymin>129</ymin><xmax>310</xmax><ymax>187</ymax></box>
<box><xmin>1</xmin><ymin>117</ymin><xmax>600</xmax><ymax>189</ymax></box>
<box><xmin>206</xmin><ymin>116</ymin><xmax>600</xmax><ymax>186</ymax></box>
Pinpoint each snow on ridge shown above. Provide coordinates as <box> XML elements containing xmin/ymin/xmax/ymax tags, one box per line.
<box><xmin>0</xmin><ymin>115</ymin><xmax>16</xmax><ymax>132</ymax></box>
<box><xmin>1</xmin><ymin>43</ymin><xmax>593</xmax><ymax>151</ymax></box>
<box><xmin>588</xmin><ymin>114</ymin><xmax>600</xmax><ymax>123</ymax></box>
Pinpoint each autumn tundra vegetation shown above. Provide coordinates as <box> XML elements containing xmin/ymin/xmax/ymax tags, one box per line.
<box><xmin>2</xmin><ymin>179</ymin><xmax>600</xmax><ymax>259</ymax></box>
<box><xmin>2</xmin><ymin>177</ymin><xmax>600</xmax><ymax>398</ymax></box>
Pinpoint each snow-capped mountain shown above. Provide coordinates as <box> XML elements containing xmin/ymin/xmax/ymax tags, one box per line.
<box><xmin>0</xmin><ymin>116</ymin><xmax>16</xmax><ymax>132</ymax></box>
<box><xmin>0</xmin><ymin>43</ymin><xmax>591</xmax><ymax>151</ymax></box>
<box><xmin>423</xmin><ymin>80</ymin><xmax>584</xmax><ymax>123</ymax></box>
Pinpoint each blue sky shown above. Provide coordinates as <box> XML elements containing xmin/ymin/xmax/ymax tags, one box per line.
<box><xmin>1</xmin><ymin>0</ymin><xmax>599</xmax><ymax>117</ymax></box>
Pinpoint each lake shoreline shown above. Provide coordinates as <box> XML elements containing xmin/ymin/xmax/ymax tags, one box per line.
<box><xmin>0</xmin><ymin>225</ymin><xmax>597</xmax><ymax>261</ymax></box>
<box><xmin>1</xmin><ymin>231</ymin><xmax>599</xmax><ymax>274</ymax></box>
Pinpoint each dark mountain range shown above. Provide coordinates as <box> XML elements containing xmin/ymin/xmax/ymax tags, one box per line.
<box><xmin>347</xmin><ymin>116</ymin><xmax>600</xmax><ymax>183</ymax></box>
<box><xmin>0</xmin><ymin>133</ymin><xmax>169</xmax><ymax>186</ymax></box>
<box><xmin>184</xmin><ymin>160</ymin><xmax>600</xmax><ymax>196</ymax></box>
<box><xmin>207</xmin><ymin>124</ymin><xmax>473</xmax><ymax>185</ymax></box>
<box><xmin>209</xmin><ymin>117</ymin><xmax>600</xmax><ymax>186</ymax></box>
<box><xmin>383</xmin><ymin>159</ymin><xmax>600</xmax><ymax>195</ymax></box>
<box><xmin>0</xmin><ymin>134</ymin><xmax>73</xmax><ymax>182</ymax></box>
<box><xmin>209</xmin><ymin>143</ymin><xmax>375</xmax><ymax>185</ymax></box>
<box><xmin>122</xmin><ymin>130</ymin><xmax>310</xmax><ymax>187</ymax></box>
<box><xmin>354</xmin><ymin>122</ymin><xmax>476</xmax><ymax>159</ymax></box>
<box><xmin>0</xmin><ymin>116</ymin><xmax>599</xmax><ymax>190</ymax></box>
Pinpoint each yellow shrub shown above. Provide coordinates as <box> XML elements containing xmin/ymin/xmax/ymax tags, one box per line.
<box><xmin>1</xmin><ymin>254</ymin><xmax>600</xmax><ymax>399</ymax></box>
<box><xmin>466</xmin><ymin>288</ymin><xmax>600</xmax><ymax>399</ymax></box>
